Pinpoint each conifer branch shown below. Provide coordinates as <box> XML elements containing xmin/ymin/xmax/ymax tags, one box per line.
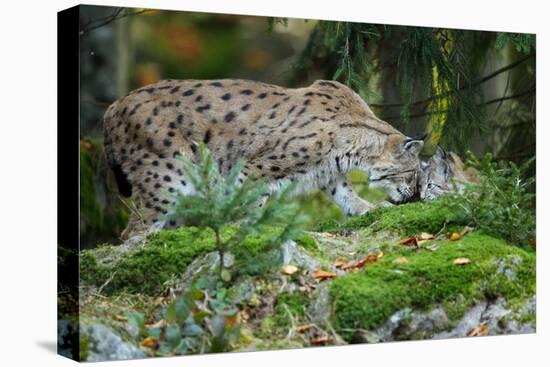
<box><xmin>370</xmin><ymin>53</ymin><xmax>535</xmax><ymax>110</ymax></box>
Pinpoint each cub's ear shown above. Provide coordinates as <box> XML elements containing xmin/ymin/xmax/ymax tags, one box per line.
<box><xmin>420</xmin><ymin>160</ymin><xmax>430</xmax><ymax>171</ymax></box>
<box><xmin>435</xmin><ymin>145</ymin><xmax>447</xmax><ymax>159</ymax></box>
<box><xmin>404</xmin><ymin>138</ymin><xmax>424</xmax><ymax>156</ymax></box>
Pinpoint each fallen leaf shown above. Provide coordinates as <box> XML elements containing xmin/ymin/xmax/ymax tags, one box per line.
<box><xmin>460</xmin><ymin>226</ymin><xmax>475</xmax><ymax>236</ymax></box>
<box><xmin>398</xmin><ymin>236</ymin><xmax>419</xmax><ymax>249</ymax></box>
<box><xmin>140</xmin><ymin>336</ymin><xmax>158</xmax><ymax>349</ymax></box>
<box><xmin>320</xmin><ymin>232</ymin><xmax>336</xmax><ymax>238</ymax></box>
<box><xmin>312</xmin><ymin>270</ymin><xmax>337</xmax><ymax>280</ymax></box>
<box><xmin>377</xmin><ymin>252</ymin><xmax>385</xmax><ymax>259</ymax></box>
<box><xmin>334</xmin><ymin>258</ymin><xmax>349</xmax><ymax>268</ymax></box>
<box><xmin>342</xmin><ymin>254</ymin><xmax>378</xmax><ymax>271</ymax></box>
<box><xmin>449</xmin><ymin>233</ymin><xmax>461</xmax><ymax>241</ymax></box>
<box><xmin>282</xmin><ymin>264</ymin><xmax>299</xmax><ymax>275</ymax></box>
<box><xmin>453</xmin><ymin>257</ymin><xmax>471</xmax><ymax>265</ymax></box>
<box><xmin>419</xmin><ymin>232</ymin><xmax>435</xmax><ymax>240</ymax></box>
<box><xmin>366</xmin><ymin>254</ymin><xmax>379</xmax><ymax>263</ymax></box>
<box><xmin>311</xmin><ymin>336</ymin><xmax>332</xmax><ymax>345</ymax></box>
<box><xmin>113</xmin><ymin>315</ymin><xmax>128</xmax><ymax>322</ymax></box>
<box><xmin>467</xmin><ymin>322</ymin><xmax>488</xmax><ymax>337</ymax></box>
<box><xmin>398</xmin><ymin>236</ymin><xmax>416</xmax><ymax>245</ymax></box>
<box><xmin>342</xmin><ymin>259</ymin><xmax>364</xmax><ymax>270</ymax></box>
<box><xmin>297</xmin><ymin>324</ymin><xmax>315</xmax><ymax>333</ymax></box>
<box><xmin>392</xmin><ymin>257</ymin><xmax>408</xmax><ymax>265</ymax></box>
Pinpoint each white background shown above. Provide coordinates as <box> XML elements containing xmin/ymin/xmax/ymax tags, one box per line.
<box><xmin>0</xmin><ymin>0</ymin><xmax>547</xmax><ymax>365</ymax></box>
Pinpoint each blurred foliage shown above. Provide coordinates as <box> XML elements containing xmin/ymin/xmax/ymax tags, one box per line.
<box><xmin>443</xmin><ymin>152</ymin><xmax>536</xmax><ymax>248</ymax></box>
<box><xmin>127</xmin><ymin>283</ymin><xmax>242</xmax><ymax>356</ymax></box>
<box><xmin>169</xmin><ymin>144</ymin><xmax>306</xmax><ymax>278</ymax></box>
<box><xmin>495</xmin><ymin>33</ymin><xmax>536</xmax><ymax>53</ymax></box>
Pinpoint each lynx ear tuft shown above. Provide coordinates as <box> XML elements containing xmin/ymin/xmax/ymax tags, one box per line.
<box><xmin>413</xmin><ymin>132</ymin><xmax>428</xmax><ymax>141</ymax></box>
<box><xmin>404</xmin><ymin>139</ymin><xmax>424</xmax><ymax>156</ymax></box>
<box><xmin>435</xmin><ymin>145</ymin><xmax>447</xmax><ymax>159</ymax></box>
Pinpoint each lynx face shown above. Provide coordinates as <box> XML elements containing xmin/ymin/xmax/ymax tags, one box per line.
<box><xmin>368</xmin><ymin>136</ymin><xmax>424</xmax><ymax>204</ymax></box>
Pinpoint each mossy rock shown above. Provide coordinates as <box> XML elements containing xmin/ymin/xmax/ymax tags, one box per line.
<box><xmin>80</xmin><ymin>225</ymin><xmax>290</xmax><ymax>295</ymax></box>
<box><xmin>329</xmin><ymin>232</ymin><xmax>535</xmax><ymax>339</ymax></box>
<box><xmin>317</xmin><ymin>199</ymin><xmax>469</xmax><ymax>235</ymax></box>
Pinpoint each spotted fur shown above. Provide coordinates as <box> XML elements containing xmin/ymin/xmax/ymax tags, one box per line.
<box><xmin>104</xmin><ymin>79</ymin><xmax>424</xmax><ymax>239</ymax></box>
<box><xmin>418</xmin><ymin>146</ymin><xmax>480</xmax><ymax>200</ymax></box>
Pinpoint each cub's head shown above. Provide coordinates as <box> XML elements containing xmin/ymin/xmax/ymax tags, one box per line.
<box><xmin>418</xmin><ymin>146</ymin><xmax>476</xmax><ymax>200</ymax></box>
<box><xmin>368</xmin><ymin>134</ymin><xmax>424</xmax><ymax>204</ymax></box>
<box><xmin>418</xmin><ymin>146</ymin><xmax>453</xmax><ymax>200</ymax></box>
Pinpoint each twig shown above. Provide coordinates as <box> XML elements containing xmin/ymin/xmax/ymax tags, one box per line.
<box><xmin>80</xmin><ymin>97</ymin><xmax>112</xmax><ymax>107</ymax></box>
<box><xmin>97</xmin><ymin>270</ymin><xmax>118</xmax><ymax>295</ymax></box>
<box><xmin>379</xmin><ymin>86</ymin><xmax>535</xmax><ymax>121</ymax></box>
<box><xmin>80</xmin><ymin>8</ymin><xmax>154</xmax><ymax>35</ymax></box>
<box><xmin>282</xmin><ymin>304</ymin><xmax>297</xmax><ymax>340</ymax></box>
<box><xmin>370</xmin><ymin>53</ymin><xmax>535</xmax><ymax>110</ymax></box>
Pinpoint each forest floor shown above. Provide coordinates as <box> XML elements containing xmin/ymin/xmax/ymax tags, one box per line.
<box><xmin>67</xmin><ymin>199</ymin><xmax>536</xmax><ymax>362</ymax></box>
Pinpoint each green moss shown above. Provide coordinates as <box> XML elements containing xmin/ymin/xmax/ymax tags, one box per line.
<box><xmin>293</xmin><ymin>233</ymin><xmax>319</xmax><ymax>251</ymax></box>
<box><xmin>272</xmin><ymin>292</ymin><xmax>310</xmax><ymax>328</ymax></box>
<box><xmin>79</xmin><ymin>334</ymin><xmax>92</xmax><ymax>361</ymax></box>
<box><xmin>81</xmin><ymin>225</ymin><xmax>296</xmax><ymax>295</ymax></box>
<box><xmin>81</xmin><ymin>227</ymin><xmax>217</xmax><ymax>295</ymax></box>
<box><xmin>329</xmin><ymin>232</ymin><xmax>535</xmax><ymax>337</ymax></box>
<box><xmin>317</xmin><ymin>199</ymin><xmax>469</xmax><ymax>234</ymax></box>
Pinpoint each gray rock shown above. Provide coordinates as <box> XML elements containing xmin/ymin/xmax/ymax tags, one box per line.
<box><xmin>281</xmin><ymin>240</ymin><xmax>320</xmax><ymax>271</ymax></box>
<box><xmin>376</xmin><ymin>308</ymin><xmax>412</xmax><ymax>341</ymax></box>
<box><xmin>433</xmin><ymin>302</ymin><xmax>487</xmax><ymax>339</ymax></box>
<box><xmin>308</xmin><ymin>282</ymin><xmax>331</xmax><ymax>325</ymax></box>
<box><xmin>81</xmin><ymin>323</ymin><xmax>146</xmax><ymax>362</ymax></box>
<box><xmin>482</xmin><ymin>297</ymin><xmax>511</xmax><ymax>335</ymax></box>
<box><xmin>174</xmin><ymin>251</ymin><xmax>221</xmax><ymax>292</ymax></box>
<box><xmin>523</xmin><ymin>294</ymin><xmax>537</xmax><ymax>315</ymax></box>
<box><xmin>349</xmin><ymin>294</ymin><xmax>535</xmax><ymax>344</ymax></box>
<box><xmin>408</xmin><ymin>307</ymin><xmax>449</xmax><ymax>335</ymax></box>
<box><xmin>432</xmin><ymin>296</ymin><xmax>536</xmax><ymax>339</ymax></box>
<box><xmin>495</xmin><ymin>257</ymin><xmax>521</xmax><ymax>281</ymax></box>
<box><xmin>57</xmin><ymin>319</ymin><xmax>78</xmax><ymax>360</ymax></box>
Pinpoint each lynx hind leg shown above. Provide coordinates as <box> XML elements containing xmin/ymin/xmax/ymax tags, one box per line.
<box><xmin>122</xmin><ymin>154</ymin><xmax>196</xmax><ymax>239</ymax></box>
<box><xmin>323</xmin><ymin>176</ymin><xmax>375</xmax><ymax>216</ymax></box>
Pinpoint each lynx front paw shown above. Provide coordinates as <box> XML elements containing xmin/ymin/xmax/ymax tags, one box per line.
<box><xmin>346</xmin><ymin>200</ymin><xmax>375</xmax><ymax>216</ymax></box>
<box><xmin>375</xmin><ymin>200</ymin><xmax>393</xmax><ymax>208</ymax></box>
